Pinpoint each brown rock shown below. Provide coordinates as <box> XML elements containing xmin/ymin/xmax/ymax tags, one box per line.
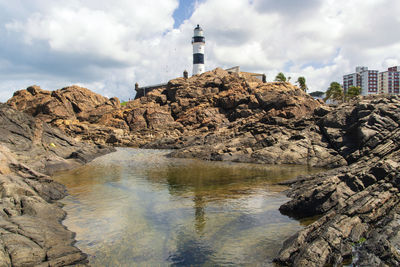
<box><xmin>6</xmin><ymin>69</ymin><xmax>328</xmax><ymax>158</ymax></box>
<box><xmin>7</xmin><ymin>85</ymin><xmax>119</xmax><ymax>123</ymax></box>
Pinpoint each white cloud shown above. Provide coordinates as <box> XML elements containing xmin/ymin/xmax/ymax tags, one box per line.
<box><xmin>0</xmin><ymin>0</ymin><xmax>400</xmax><ymax>101</ymax></box>
<box><xmin>185</xmin><ymin>0</ymin><xmax>400</xmax><ymax>90</ymax></box>
<box><xmin>1</xmin><ymin>0</ymin><xmax>180</xmax><ymax>100</ymax></box>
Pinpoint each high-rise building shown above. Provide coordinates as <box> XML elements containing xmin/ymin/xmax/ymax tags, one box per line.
<box><xmin>360</xmin><ymin>69</ymin><xmax>378</xmax><ymax>96</ymax></box>
<box><xmin>378</xmin><ymin>66</ymin><xmax>400</xmax><ymax>95</ymax></box>
<box><xmin>343</xmin><ymin>66</ymin><xmax>378</xmax><ymax>96</ymax></box>
<box><xmin>343</xmin><ymin>73</ymin><xmax>361</xmax><ymax>92</ymax></box>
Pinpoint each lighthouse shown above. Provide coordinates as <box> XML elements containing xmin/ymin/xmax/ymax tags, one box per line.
<box><xmin>192</xmin><ymin>24</ymin><xmax>205</xmax><ymax>75</ymax></box>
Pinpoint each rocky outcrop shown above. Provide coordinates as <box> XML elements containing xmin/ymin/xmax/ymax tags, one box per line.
<box><xmin>0</xmin><ymin>103</ymin><xmax>115</xmax><ymax>266</ymax></box>
<box><xmin>0</xmin><ymin>103</ymin><xmax>114</xmax><ymax>175</ymax></box>
<box><xmin>274</xmin><ymin>95</ymin><xmax>400</xmax><ymax>266</ymax></box>
<box><xmin>6</xmin><ymin>70</ymin><xmax>400</xmax><ymax>266</ymax></box>
<box><xmin>7</xmin><ymin>69</ymin><xmax>344</xmax><ymax>167</ymax></box>
<box><xmin>0</xmin><ymin>145</ymin><xmax>87</xmax><ymax>266</ymax></box>
<box><xmin>138</xmin><ymin>68</ymin><xmax>344</xmax><ymax>167</ymax></box>
<box><xmin>7</xmin><ymin>85</ymin><xmax>132</xmax><ymax>147</ymax></box>
<box><xmin>318</xmin><ymin>96</ymin><xmax>400</xmax><ymax>165</ymax></box>
<box><xmin>8</xmin><ymin>85</ymin><xmax>118</xmax><ymax>123</ymax></box>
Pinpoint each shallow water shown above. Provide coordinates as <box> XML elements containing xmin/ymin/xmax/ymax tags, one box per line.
<box><xmin>53</xmin><ymin>148</ymin><xmax>321</xmax><ymax>266</ymax></box>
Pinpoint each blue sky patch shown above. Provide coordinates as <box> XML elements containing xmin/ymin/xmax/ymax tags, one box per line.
<box><xmin>173</xmin><ymin>0</ymin><xmax>196</xmax><ymax>28</ymax></box>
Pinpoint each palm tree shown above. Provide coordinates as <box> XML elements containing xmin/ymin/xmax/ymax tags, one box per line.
<box><xmin>346</xmin><ymin>86</ymin><xmax>362</xmax><ymax>100</ymax></box>
<box><xmin>296</xmin><ymin>76</ymin><xmax>308</xmax><ymax>92</ymax></box>
<box><xmin>324</xmin><ymin>82</ymin><xmax>344</xmax><ymax>103</ymax></box>
<box><xmin>274</xmin><ymin>72</ymin><xmax>287</xmax><ymax>82</ymax></box>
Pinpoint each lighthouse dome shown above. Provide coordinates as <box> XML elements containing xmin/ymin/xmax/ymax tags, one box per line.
<box><xmin>194</xmin><ymin>24</ymin><xmax>204</xmax><ymax>37</ymax></box>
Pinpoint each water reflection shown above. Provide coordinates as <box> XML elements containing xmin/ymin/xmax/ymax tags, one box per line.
<box><xmin>194</xmin><ymin>195</ymin><xmax>206</xmax><ymax>233</ymax></box>
<box><xmin>53</xmin><ymin>148</ymin><xmax>322</xmax><ymax>266</ymax></box>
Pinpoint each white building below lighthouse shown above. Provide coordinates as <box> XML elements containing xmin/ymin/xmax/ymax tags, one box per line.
<box><xmin>192</xmin><ymin>24</ymin><xmax>205</xmax><ymax>75</ymax></box>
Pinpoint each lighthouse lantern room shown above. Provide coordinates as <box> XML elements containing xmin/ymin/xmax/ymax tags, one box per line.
<box><xmin>192</xmin><ymin>24</ymin><xmax>205</xmax><ymax>75</ymax></box>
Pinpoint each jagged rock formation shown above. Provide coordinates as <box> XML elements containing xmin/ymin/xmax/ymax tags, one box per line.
<box><xmin>0</xmin><ymin>103</ymin><xmax>114</xmax><ymax>175</ymax></box>
<box><xmin>7</xmin><ymin>85</ymin><xmax>133</xmax><ymax>146</ymax></box>
<box><xmin>0</xmin><ymin>103</ymin><xmax>114</xmax><ymax>266</ymax></box>
<box><xmin>0</xmin><ymin>145</ymin><xmax>87</xmax><ymax>266</ymax></box>
<box><xmin>8</xmin><ymin>85</ymin><xmax>119</xmax><ymax>122</ymax></box>
<box><xmin>275</xmin><ymin>96</ymin><xmax>400</xmax><ymax>266</ymax></box>
<box><xmin>5</xmin><ymin>69</ymin><xmax>400</xmax><ymax>266</ymax></box>
<box><xmin>142</xmin><ymin>69</ymin><xmax>344</xmax><ymax>167</ymax></box>
<box><xmin>7</xmin><ymin>68</ymin><xmax>345</xmax><ymax>167</ymax></box>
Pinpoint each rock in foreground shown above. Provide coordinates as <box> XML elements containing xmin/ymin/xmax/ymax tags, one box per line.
<box><xmin>0</xmin><ymin>144</ymin><xmax>87</xmax><ymax>266</ymax></box>
<box><xmin>275</xmin><ymin>96</ymin><xmax>400</xmax><ymax>266</ymax></box>
<box><xmin>0</xmin><ymin>103</ymin><xmax>115</xmax><ymax>266</ymax></box>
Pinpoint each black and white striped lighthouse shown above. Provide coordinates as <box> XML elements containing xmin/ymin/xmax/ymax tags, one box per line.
<box><xmin>192</xmin><ymin>24</ymin><xmax>205</xmax><ymax>75</ymax></box>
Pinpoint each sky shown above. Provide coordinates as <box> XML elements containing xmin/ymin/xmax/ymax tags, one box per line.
<box><xmin>1</xmin><ymin>0</ymin><xmax>400</xmax><ymax>101</ymax></box>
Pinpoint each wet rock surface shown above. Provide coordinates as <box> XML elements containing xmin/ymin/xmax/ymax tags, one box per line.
<box><xmin>0</xmin><ymin>104</ymin><xmax>114</xmax><ymax>266</ymax></box>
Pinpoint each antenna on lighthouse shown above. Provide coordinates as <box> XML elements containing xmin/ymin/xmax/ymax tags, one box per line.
<box><xmin>192</xmin><ymin>24</ymin><xmax>205</xmax><ymax>76</ymax></box>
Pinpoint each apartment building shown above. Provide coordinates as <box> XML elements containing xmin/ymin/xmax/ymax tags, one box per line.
<box><xmin>378</xmin><ymin>66</ymin><xmax>400</xmax><ymax>95</ymax></box>
<box><xmin>343</xmin><ymin>66</ymin><xmax>378</xmax><ymax>95</ymax></box>
<box><xmin>360</xmin><ymin>69</ymin><xmax>378</xmax><ymax>95</ymax></box>
<box><xmin>342</xmin><ymin>66</ymin><xmax>395</xmax><ymax>96</ymax></box>
<box><xmin>343</xmin><ymin>73</ymin><xmax>360</xmax><ymax>92</ymax></box>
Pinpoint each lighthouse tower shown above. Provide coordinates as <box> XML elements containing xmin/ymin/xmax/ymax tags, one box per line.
<box><xmin>192</xmin><ymin>24</ymin><xmax>205</xmax><ymax>75</ymax></box>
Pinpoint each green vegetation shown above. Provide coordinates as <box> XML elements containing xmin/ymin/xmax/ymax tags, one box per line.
<box><xmin>309</xmin><ymin>91</ymin><xmax>325</xmax><ymax>98</ymax></box>
<box><xmin>296</xmin><ymin>76</ymin><xmax>308</xmax><ymax>92</ymax></box>
<box><xmin>351</xmin><ymin>237</ymin><xmax>367</xmax><ymax>247</ymax></box>
<box><xmin>121</xmin><ymin>101</ymin><xmax>128</xmax><ymax>106</ymax></box>
<box><xmin>346</xmin><ymin>86</ymin><xmax>362</xmax><ymax>100</ymax></box>
<box><xmin>275</xmin><ymin>72</ymin><xmax>287</xmax><ymax>82</ymax></box>
<box><xmin>358</xmin><ymin>237</ymin><xmax>366</xmax><ymax>243</ymax></box>
<box><xmin>323</xmin><ymin>83</ymin><xmax>362</xmax><ymax>103</ymax></box>
<box><xmin>324</xmin><ymin>82</ymin><xmax>344</xmax><ymax>102</ymax></box>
